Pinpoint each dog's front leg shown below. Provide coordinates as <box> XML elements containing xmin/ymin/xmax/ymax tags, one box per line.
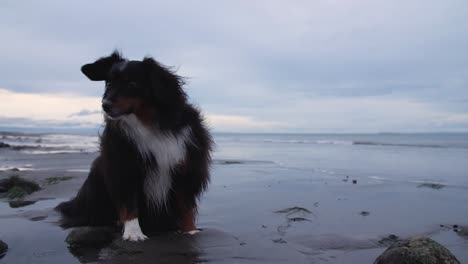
<box><xmin>120</xmin><ymin>207</ymin><xmax>148</xmax><ymax>241</ymax></box>
<box><xmin>176</xmin><ymin>193</ymin><xmax>199</xmax><ymax>234</ymax></box>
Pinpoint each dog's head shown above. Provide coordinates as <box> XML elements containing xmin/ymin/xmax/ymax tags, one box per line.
<box><xmin>81</xmin><ymin>51</ymin><xmax>186</xmax><ymax>120</ymax></box>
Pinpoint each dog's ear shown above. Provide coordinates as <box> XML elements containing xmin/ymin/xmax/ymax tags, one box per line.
<box><xmin>81</xmin><ymin>51</ymin><xmax>124</xmax><ymax>81</ymax></box>
<box><xmin>142</xmin><ymin>57</ymin><xmax>187</xmax><ymax>105</ymax></box>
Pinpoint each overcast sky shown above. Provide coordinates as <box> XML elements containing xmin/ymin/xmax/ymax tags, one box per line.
<box><xmin>1</xmin><ymin>0</ymin><xmax>467</xmax><ymax>133</ymax></box>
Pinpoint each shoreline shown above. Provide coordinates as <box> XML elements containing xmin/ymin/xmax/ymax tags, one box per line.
<box><xmin>0</xmin><ymin>160</ymin><xmax>467</xmax><ymax>263</ymax></box>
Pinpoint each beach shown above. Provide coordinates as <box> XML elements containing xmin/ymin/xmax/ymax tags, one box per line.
<box><xmin>1</xmin><ymin>132</ymin><xmax>467</xmax><ymax>263</ymax></box>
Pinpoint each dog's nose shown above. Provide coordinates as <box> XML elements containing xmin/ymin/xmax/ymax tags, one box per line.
<box><xmin>102</xmin><ymin>101</ymin><xmax>112</xmax><ymax>112</ymax></box>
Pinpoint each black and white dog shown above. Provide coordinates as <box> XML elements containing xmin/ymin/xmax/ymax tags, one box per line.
<box><xmin>56</xmin><ymin>51</ymin><xmax>213</xmax><ymax>241</ymax></box>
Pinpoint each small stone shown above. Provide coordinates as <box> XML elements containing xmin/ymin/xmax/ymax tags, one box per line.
<box><xmin>456</xmin><ymin>226</ymin><xmax>468</xmax><ymax>237</ymax></box>
<box><xmin>374</xmin><ymin>237</ymin><xmax>460</xmax><ymax>264</ymax></box>
<box><xmin>378</xmin><ymin>234</ymin><xmax>401</xmax><ymax>247</ymax></box>
<box><xmin>66</xmin><ymin>227</ymin><xmax>115</xmax><ymax>248</ymax></box>
<box><xmin>30</xmin><ymin>216</ymin><xmax>47</xmax><ymax>221</ymax></box>
<box><xmin>272</xmin><ymin>238</ymin><xmax>287</xmax><ymax>244</ymax></box>
<box><xmin>360</xmin><ymin>211</ymin><xmax>370</xmax><ymax>216</ymax></box>
<box><xmin>352</xmin><ymin>180</ymin><xmax>357</xmax><ymax>184</ymax></box>
<box><xmin>9</xmin><ymin>200</ymin><xmax>36</xmax><ymax>208</ymax></box>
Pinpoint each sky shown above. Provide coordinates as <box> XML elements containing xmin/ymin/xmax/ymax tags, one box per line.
<box><xmin>1</xmin><ymin>0</ymin><xmax>467</xmax><ymax>133</ymax></box>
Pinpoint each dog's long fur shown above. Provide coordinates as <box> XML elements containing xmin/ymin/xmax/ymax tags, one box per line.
<box><xmin>55</xmin><ymin>51</ymin><xmax>212</xmax><ymax>240</ymax></box>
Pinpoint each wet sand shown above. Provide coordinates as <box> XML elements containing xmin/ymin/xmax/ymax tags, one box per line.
<box><xmin>1</xmin><ymin>151</ymin><xmax>468</xmax><ymax>263</ymax></box>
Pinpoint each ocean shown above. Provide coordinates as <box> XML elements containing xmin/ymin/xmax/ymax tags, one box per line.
<box><xmin>1</xmin><ymin>132</ymin><xmax>467</xmax><ymax>187</ymax></box>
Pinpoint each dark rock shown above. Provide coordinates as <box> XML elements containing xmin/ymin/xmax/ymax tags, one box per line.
<box><xmin>29</xmin><ymin>216</ymin><xmax>47</xmax><ymax>221</ymax></box>
<box><xmin>0</xmin><ymin>142</ymin><xmax>10</xmax><ymax>148</ymax></box>
<box><xmin>9</xmin><ymin>168</ymin><xmax>20</xmax><ymax>172</ymax></box>
<box><xmin>9</xmin><ymin>200</ymin><xmax>36</xmax><ymax>208</ymax></box>
<box><xmin>0</xmin><ymin>240</ymin><xmax>7</xmax><ymax>258</ymax></box>
<box><xmin>456</xmin><ymin>226</ymin><xmax>468</xmax><ymax>238</ymax></box>
<box><xmin>352</xmin><ymin>180</ymin><xmax>357</xmax><ymax>184</ymax></box>
<box><xmin>374</xmin><ymin>237</ymin><xmax>460</xmax><ymax>264</ymax></box>
<box><xmin>272</xmin><ymin>238</ymin><xmax>287</xmax><ymax>244</ymax></box>
<box><xmin>66</xmin><ymin>227</ymin><xmax>116</xmax><ymax>248</ymax></box>
<box><xmin>360</xmin><ymin>211</ymin><xmax>370</xmax><ymax>216</ymax></box>
<box><xmin>45</xmin><ymin>176</ymin><xmax>73</xmax><ymax>185</ymax></box>
<box><xmin>275</xmin><ymin>206</ymin><xmax>312</xmax><ymax>214</ymax></box>
<box><xmin>0</xmin><ymin>175</ymin><xmax>41</xmax><ymax>193</ymax></box>
<box><xmin>2</xmin><ymin>186</ymin><xmax>28</xmax><ymax>199</ymax></box>
<box><xmin>0</xmin><ymin>175</ymin><xmax>40</xmax><ymax>199</ymax></box>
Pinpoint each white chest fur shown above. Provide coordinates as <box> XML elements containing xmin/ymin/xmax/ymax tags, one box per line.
<box><xmin>119</xmin><ymin>114</ymin><xmax>192</xmax><ymax>210</ymax></box>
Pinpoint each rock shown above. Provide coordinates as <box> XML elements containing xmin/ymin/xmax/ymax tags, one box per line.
<box><xmin>360</xmin><ymin>211</ymin><xmax>370</xmax><ymax>216</ymax></box>
<box><xmin>0</xmin><ymin>240</ymin><xmax>7</xmax><ymax>258</ymax></box>
<box><xmin>374</xmin><ymin>237</ymin><xmax>460</xmax><ymax>264</ymax></box>
<box><xmin>0</xmin><ymin>175</ymin><xmax>41</xmax><ymax>199</ymax></box>
<box><xmin>9</xmin><ymin>200</ymin><xmax>36</xmax><ymax>208</ymax></box>
<box><xmin>66</xmin><ymin>227</ymin><xmax>116</xmax><ymax>248</ymax></box>
<box><xmin>352</xmin><ymin>180</ymin><xmax>357</xmax><ymax>184</ymax></box>
<box><xmin>3</xmin><ymin>186</ymin><xmax>28</xmax><ymax>199</ymax></box>
<box><xmin>272</xmin><ymin>238</ymin><xmax>287</xmax><ymax>244</ymax></box>
<box><xmin>455</xmin><ymin>226</ymin><xmax>468</xmax><ymax>237</ymax></box>
<box><xmin>0</xmin><ymin>142</ymin><xmax>10</xmax><ymax>148</ymax></box>
<box><xmin>45</xmin><ymin>176</ymin><xmax>73</xmax><ymax>185</ymax></box>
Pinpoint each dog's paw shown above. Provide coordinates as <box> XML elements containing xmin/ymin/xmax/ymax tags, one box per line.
<box><xmin>122</xmin><ymin>230</ymin><xmax>148</xmax><ymax>242</ymax></box>
<box><xmin>122</xmin><ymin>218</ymin><xmax>147</xmax><ymax>242</ymax></box>
<box><xmin>184</xmin><ymin>229</ymin><xmax>201</xmax><ymax>235</ymax></box>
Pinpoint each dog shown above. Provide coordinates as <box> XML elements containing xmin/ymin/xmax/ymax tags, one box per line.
<box><xmin>55</xmin><ymin>51</ymin><xmax>213</xmax><ymax>241</ymax></box>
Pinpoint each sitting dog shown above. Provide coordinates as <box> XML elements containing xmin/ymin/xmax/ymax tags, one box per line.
<box><xmin>56</xmin><ymin>51</ymin><xmax>213</xmax><ymax>241</ymax></box>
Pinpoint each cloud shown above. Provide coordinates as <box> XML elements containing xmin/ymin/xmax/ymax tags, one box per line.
<box><xmin>0</xmin><ymin>1</ymin><xmax>467</xmax><ymax>132</ymax></box>
<box><xmin>206</xmin><ymin>114</ymin><xmax>286</xmax><ymax>132</ymax></box>
<box><xmin>68</xmin><ymin>109</ymin><xmax>102</xmax><ymax>117</ymax></box>
<box><xmin>0</xmin><ymin>88</ymin><xmax>102</xmax><ymax>128</ymax></box>
<box><xmin>0</xmin><ymin>88</ymin><xmax>467</xmax><ymax>133</ymax></box>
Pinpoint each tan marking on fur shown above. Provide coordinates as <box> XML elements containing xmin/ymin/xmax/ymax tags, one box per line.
<box><xmin>176</xmin><ymin>193</ymin><xmax>197</xmax><ymax>232</ymax></box>
<box><xmin>113</xmin><ymin>97</ymin><xmax>143</xmax><ymax>115</ymax></box>
<box><xmin>119</xmin><ymin>207</ymin><xmax>137</xmax><ymax>224</ymax></box>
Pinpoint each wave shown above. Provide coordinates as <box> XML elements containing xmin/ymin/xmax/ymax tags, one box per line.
<box><xmin>315</xmin><ymin>140</ymin><xmax>353</xmax><ymax>145</ymax></box>
<box><xmin>261</xmin><ymin>138</ymin><xmax>464</xmax><ymax>149</ymax></box>
<box><xmin>352</xmin><ymin>141</ymin><xmax>447</xmax><ymax>149</ymax></box>
<box><xmin>1</xmin><ymin>133</ymin><xmax>99</xmax><ymax>154</ymax></box>
<box><xmin>213</xmin><ymin>159</ymin><xmax>276</xmax><ymax>165</ymax></box>
<box><xmin>263</xmin><ymin>139</ymin><xmax>354</xmax><ymax>145</ymax></box>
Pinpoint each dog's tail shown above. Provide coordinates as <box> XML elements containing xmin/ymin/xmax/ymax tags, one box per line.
<box><xmin>55</xmin><ymin>161</ymin><xmax>116</xmax><ymax>228</ymax></box>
